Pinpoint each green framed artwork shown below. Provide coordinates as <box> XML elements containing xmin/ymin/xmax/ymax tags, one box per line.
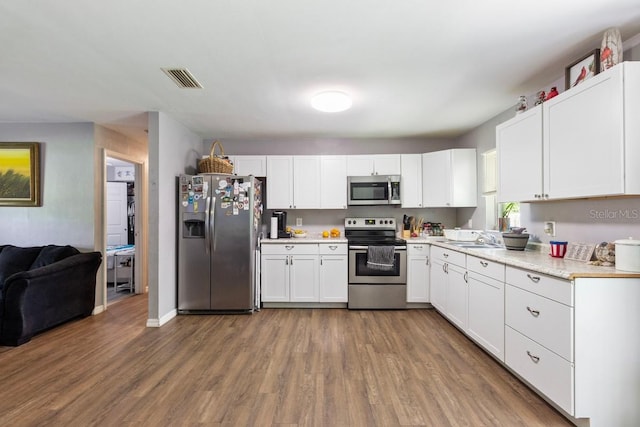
<box><xmin>0</xmin><ymin>142</ymin><xmax>42</xmax><ymax>207</ymax></box>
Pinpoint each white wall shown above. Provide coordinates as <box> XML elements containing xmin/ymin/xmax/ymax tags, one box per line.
<box><xmin>147</xmin><ymin>112</ymin><xmax>203</xmax><ymax>326</ymax></box>
<box><xmin>0</xmin><ymin>122</ymin><xmax>95</xmax><ymax>250</ymax></box>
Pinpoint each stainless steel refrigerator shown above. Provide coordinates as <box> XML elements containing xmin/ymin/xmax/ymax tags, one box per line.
<box><xmin>177</xmin><ymin>174</ymin><xmax>262</xmax><ymax>313</ymax></box>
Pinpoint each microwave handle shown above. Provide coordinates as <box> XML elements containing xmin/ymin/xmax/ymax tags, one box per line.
<box><xmin>387</xmin><ymin>178</ymin><xmax>392</xmax><ymax>203</ymax></box>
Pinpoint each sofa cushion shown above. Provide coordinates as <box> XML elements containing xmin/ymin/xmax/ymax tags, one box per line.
<box><xmin>30</xmin><ymin>245</ymin><xmax>79</xmax><ymax>270</ymax></box>
<box><xmin>0</xmin><ymin>246</ymin><xmax>42</xmax><ymax>290</ymax></box>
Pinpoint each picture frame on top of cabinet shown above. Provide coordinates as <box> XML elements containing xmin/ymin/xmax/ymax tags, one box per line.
<box><xmin>0</xmin><ymin>142</ymin><xmax>42</xmax><ymax>207</ymax></box>
<box><xmin>565</xmin><ymin>49</ymin><xmax>600</xmax><ymax>90</ymax></box>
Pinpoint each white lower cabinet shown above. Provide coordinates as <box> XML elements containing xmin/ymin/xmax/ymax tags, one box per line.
<box><xmin>261</xmin><ymin>244</ymin><xmax>318</xmax><ymax>302</ymax></box>
<box><xmin>504</xmin><ymin>266</ymin><xmax>574</xmax><ymax>415</ymax></box>
<box><xmin>319</xmin><ymin>244</ymin><xmax>348</xmax><ymax>302</ymax></box>
<box><xmin>261</xmin><ymin>243</ymin><xmax>347</xmax><ymax>304</ymax></box>
<box><xmin>430</xmin><ymin>246</ymin><xmax>467</xmax><ymax>329</ymax></box>
<box><xmin>505</xmin><ymin>326</ymin><xmax>574</xmax><ymax>414</ymax></box>
<box><xmin>407</xmin><ymin>244</ymin><xmax>429</xmax><ymax>302</ymax></box>
<box><xmin>431</xmin><ymin>248</ymin><xmax>640</xmax><ymax>426</ymax></box>
<box><xmin>467</xmin><ymin>255</ymin><xmax>505</xmax><ymax>362</ymax></box>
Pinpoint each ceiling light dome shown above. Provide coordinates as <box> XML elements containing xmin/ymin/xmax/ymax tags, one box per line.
<box><xmin>311</xmin><ymin>91</ymin><xmax>352</xmax><ymax>112</ymax></box>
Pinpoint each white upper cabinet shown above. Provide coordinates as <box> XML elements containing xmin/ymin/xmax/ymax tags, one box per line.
<box><xmin>497</xmin><ymin>62</ymin><xmax>640</xmax><ymax>202</ymax></box>
<box><xmin>496</xmin><ymin>106</ymin><xmax>543</xmax><ymax>202</ymax></box>
<box><xmin>543</xmin><ymin>62</ymin><xmax>640</xmax><ymax>199</ymax></box>
<box><xmin>422</xmin><ymin>149</ymin><xmax>477</xmax><ymax>207</ymax></box>
<box><xmin>266</xmin><ymin>156</ymin><xmax>294</xmax><ymax>209</ymax></box>
<box><xmin>292</xmin><ymin>156</ymin><xmax>321</xmax><ymax>209</ymax></box>
<box><xmin>266</xmin><ymin>155</ymin><xmax>322</xmax><ymax>209</ymax></box>
<box><xmin>347</xmin><ymin>154</ymin><xmax>401</xmax><ymax>176</ymax></box>
<box><xmin>230</xmin><ymin>155</ymin><xmax>267</xmax><ymax>177</ymax></box>
<box><xmin>401</xmin><ymin>154</ymin><xmax>423</xmax><ymax>208</ymax></box>
<box><xmin>320</xmin><ymin>155</ymin><xmax>347</xmax><ymax>209</ymax></box>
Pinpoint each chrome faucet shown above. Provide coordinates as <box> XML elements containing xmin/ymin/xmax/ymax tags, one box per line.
<box><xmin>475</xmin><ymin>232</ymin><xmax>499</xmax><ymax>245</ymax></box>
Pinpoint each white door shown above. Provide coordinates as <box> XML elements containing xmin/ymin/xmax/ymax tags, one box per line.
<box><xmin>106</xmin><ymin>182</ymin><xmax>128</xmax><ymax>246</ymax></box>
<box><xmin>289</xmin><ymin>255</ymin><xmax>319</xmax><ymax>302</ymax></box>
<box><xmin>320</xmin><ymin>156</ymin><xmax>347</xmax><ymax>209</ymax></box>
<box><xmin>261</xmin><ymin>255</ymin><xmax>290</xmax><ymax>302</ymax></box>
<box><xmin>319</xmin><ymin>255</ymin><xmax>348</xmax><ymax>302</ymax></box>
<box><xmin>266</xmin><ymin>156</ymin><xmax>293</xmax><ymax>209</ymax></box>
<box><xmin>422</xmin><ymin>151</ymin><xmax>451</xmax><ymax>207</ymax></box>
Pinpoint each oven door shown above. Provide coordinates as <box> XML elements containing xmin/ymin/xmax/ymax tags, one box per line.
<box><xmin>348</xmin><ymin>246</ymin><xmax>407</xmax><ymax>284</ymax></box>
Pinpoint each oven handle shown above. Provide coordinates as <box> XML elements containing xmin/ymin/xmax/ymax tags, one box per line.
<box><xmin>349</xmin><ymin>245</ymin><xmax>407</xmax><ymax>250</ymax></box>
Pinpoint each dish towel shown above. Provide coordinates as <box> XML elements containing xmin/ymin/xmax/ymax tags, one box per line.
<box><xmin>366</xmin><ymin>245</ymin><xmax>395</xmax><ymax>271</ymax></box>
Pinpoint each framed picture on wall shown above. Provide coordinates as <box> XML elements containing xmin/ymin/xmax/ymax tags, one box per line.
<box><xmin>0</xmin><ymin>142</ymin><xmax>42</xmax><ymax>207</ymax></box>
<box><xmin>565</xmin><ymin>49</ymin><xmax>600</xmax><ymax>90</ymax></box>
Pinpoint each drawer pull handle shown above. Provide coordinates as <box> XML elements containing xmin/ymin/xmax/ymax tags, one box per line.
<box><xmin>526</xmin><ymin>306</ymin><xmax>540</xmax><ymax>317</ymax></box>
<box><xmin>443</xmin><ymin>253</ymin><xmax>449</xmax><ymax>258</ymax></box>
<box><xmin>480</xmin><ymin>261</ymin><xmax>488</xmax><ymax>267</ymax></box>
<box><xmin>527</xmin><ymin>274</ymin><xmax>541</xmax><ymax>283</ymax></box>
<box><xmin>526</xmin><ymin>351</ymin><xmax>540</xmax><ymax>363</ymax></box>
<box><xmin>285</xmin><ymin>245</ymin><xmax>294</xmax><ymax>250</ymax></box>
<box><xmin>329</xmin><ymin>245</ymin><xmax>337</xmax><ymax>250</ymax></box>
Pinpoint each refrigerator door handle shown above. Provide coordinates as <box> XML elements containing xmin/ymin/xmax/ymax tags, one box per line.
<box><xmin>205</xmin><ymin>196</ymin><xmax>212</xmax><ymax>255</ymax></box>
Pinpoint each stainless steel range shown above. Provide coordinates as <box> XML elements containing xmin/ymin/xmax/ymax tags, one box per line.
<box><xmin>345</xmin><ymin>217</ymin><xmax>407</xmax><ymax>309</ymax></box>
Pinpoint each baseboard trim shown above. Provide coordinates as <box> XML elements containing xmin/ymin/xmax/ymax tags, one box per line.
<box><xmin>146</xmin><ymin>309</ymin><xmax>177</xmax><ymax>328</ymax></box>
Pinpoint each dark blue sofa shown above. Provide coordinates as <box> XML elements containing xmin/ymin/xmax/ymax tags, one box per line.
<box><xmin>0</xmin><ymin>245</ymin><xmax>102</xmax><ymax>346</ymax></box>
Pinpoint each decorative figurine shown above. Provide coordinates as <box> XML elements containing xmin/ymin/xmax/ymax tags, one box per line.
<box><xmin>534</xmin><ymin>91</ymin><xmax>546</xmax><ymax>106</ymax></box>
<box><xmin>516</xmin><ymin>95</ymin><xmax>528</xmax><ymax>114</ymax></box>
<box><xmin>545</xmin><ymin>87</ymin><xmax>559</xmax><ymax>101</ymax></box>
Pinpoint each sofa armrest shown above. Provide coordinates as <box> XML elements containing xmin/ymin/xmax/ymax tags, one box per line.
<box><xmin>0</xmin><ymin>252</ymin><xmax>102</xmax><ymax>345</ymax></box>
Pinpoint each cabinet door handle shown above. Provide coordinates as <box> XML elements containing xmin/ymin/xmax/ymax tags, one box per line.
<box><xmin>526</xmin><ymin>306</ymin><xmax>540</xmax><ymax>317</ymax></box>
<box><xmin>285</xmin><ymin>256</ymin><xmax>289</xmax><ymax>265</ymax></box>
<box><xmin>320</xmin><ymin>257</ymin><xmax>323</xmax><ymax>266</ymax></box>
<box><xmin>425</xmin><ymin>256</ymin><xmax>429</xmax><ymax>266</ymax></box>
<box><xmin>442</xmin><ymin>263</ymin><xmax>447</xmax><ymax>273</ymax></box>
<box><xmin>464</xmin><ymin>271</ymin><xmax>468</xmax><ymax>283</ymax></box>
<box><xmin>290</xmin><ymin>256</ymin><xmax>293</xmax><ymax>265</ymax></box>
<box><xmin>285</xmin><ymin>245</ymin><xmax>294</xmax><ymax>250</ymax></box>
<box><xmin>526</xmin><ymin>273</ymin><xmax>541</xmax><ymax>283</ymax></box>
<box><xmin>480</xmin><ymin>261</ymin><xmax>488</xmax><ymax>267</ymax></box>
<box><xmin>526</xmin><ymin>351</ymin><xmax>540</xmax><ymax>363</ymax></box>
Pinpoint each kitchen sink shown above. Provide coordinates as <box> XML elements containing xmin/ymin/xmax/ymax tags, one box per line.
<box><xmin>446</xmin><ymin>241</ymin><xmax>503</xmax><ymax>249</ymax></box>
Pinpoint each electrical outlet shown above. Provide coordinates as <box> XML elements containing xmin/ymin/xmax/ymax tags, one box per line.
<box><xmin>544</xmin><ymin>221</ymin><xmax>556</xmax><ymax>237</ymax></box>
<box><xmin>296</xmin><ymin>217</ymin><xmax>302</xmax><ymax>227</ymax></box>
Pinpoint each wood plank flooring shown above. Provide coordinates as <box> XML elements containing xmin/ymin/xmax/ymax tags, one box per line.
<box><xmin>0</xmin><ymin>296</ymin><xmax>572</xmax><ymax>426</ymax></box>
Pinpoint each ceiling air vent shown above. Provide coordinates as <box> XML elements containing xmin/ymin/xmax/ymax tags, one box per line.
<box><xmin>161</xmin><ymin>68</ymin><xmax>203</xmax><ymax>89</ymax></box>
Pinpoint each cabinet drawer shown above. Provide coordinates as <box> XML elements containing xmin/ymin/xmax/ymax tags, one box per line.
<box><xmin>506</xmin><ymin>285</ymin><xmax>573</xmax><ymax>361</ymax></box>
<box><xmin>506</xmin><ymin>326</ymin><xmax>574</xmax><ymax>415</ymax></box>
<box><xmin>261</xmin><ymin>244</ymin><xmax>318</xmax><ymax>255</ymax></box>
<box><xmin>506</xmin><ymin>266</ymin><xmax>572</xmax><ymax>306</ymax></box>
<box><xmin>407</xmin><ymin>243</ymin><xmax>429</xmax><ymax>255</ymax></box>
<box><xmin>319</xmin><ymin>243</ymin><xmax>347</xmax><ymax>255</ymax></box>
<box><xmin>467</xmin><ymin>255</ymin><xmax>504</xmax><ymax>281</ymax></box>
<box><xmin>431</xmin><ymin>246</ymin><xmax>465</xmax><ymax>267</ymax></box>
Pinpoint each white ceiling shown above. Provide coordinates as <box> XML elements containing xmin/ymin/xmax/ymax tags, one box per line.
<box><xmin>1</xmin><ymin>1</ymin><xmax>640</xmax><ymax>142</ymax></box>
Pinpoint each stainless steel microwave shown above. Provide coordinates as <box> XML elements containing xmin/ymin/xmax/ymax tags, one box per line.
<box><xmin>347</xmin><ymin>175</ymin><xmax>401</xmax><ymax>206</ymax></box>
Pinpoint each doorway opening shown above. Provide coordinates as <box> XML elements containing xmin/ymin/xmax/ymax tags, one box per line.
<box><xmin>106</xmin><ymin>156</ymin><xmax>138</xmax><ymax>305</ymax></box>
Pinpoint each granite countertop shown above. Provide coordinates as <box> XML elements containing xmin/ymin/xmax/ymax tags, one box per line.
<box><xmin>430</xmin><ymin>241</ymin><xmax>640</xmax><ymax>280</ymax></box>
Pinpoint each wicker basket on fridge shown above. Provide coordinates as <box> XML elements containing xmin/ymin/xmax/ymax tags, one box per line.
<box><xmin>198</xmin><ymin>140</ymin><xmax>233</xmax><ymax>174</ymax></box>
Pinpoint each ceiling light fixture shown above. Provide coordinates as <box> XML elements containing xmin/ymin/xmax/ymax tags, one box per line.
<box><xmin>311</xmin><ymin>91</ymin><xmax>352</xmax><ymax>112</ymax></box>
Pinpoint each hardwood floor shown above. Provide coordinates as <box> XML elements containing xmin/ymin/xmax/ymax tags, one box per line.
<box><xmin>0</xmin><ymin>296</ymin><xmax>572</xmax><ymax>426</ymax></box>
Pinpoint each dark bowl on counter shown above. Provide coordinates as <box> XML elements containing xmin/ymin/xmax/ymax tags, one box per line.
<box><xmin>502</xmin><ymin>233</ymin><xmax>529</xmax><ymax>251</ymax></box>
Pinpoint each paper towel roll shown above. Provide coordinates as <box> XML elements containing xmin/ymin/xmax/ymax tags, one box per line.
<box><xmin>270</xmin><ymin>217</ymin><xmax>278</xmax><ymax>239</ymax></box>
